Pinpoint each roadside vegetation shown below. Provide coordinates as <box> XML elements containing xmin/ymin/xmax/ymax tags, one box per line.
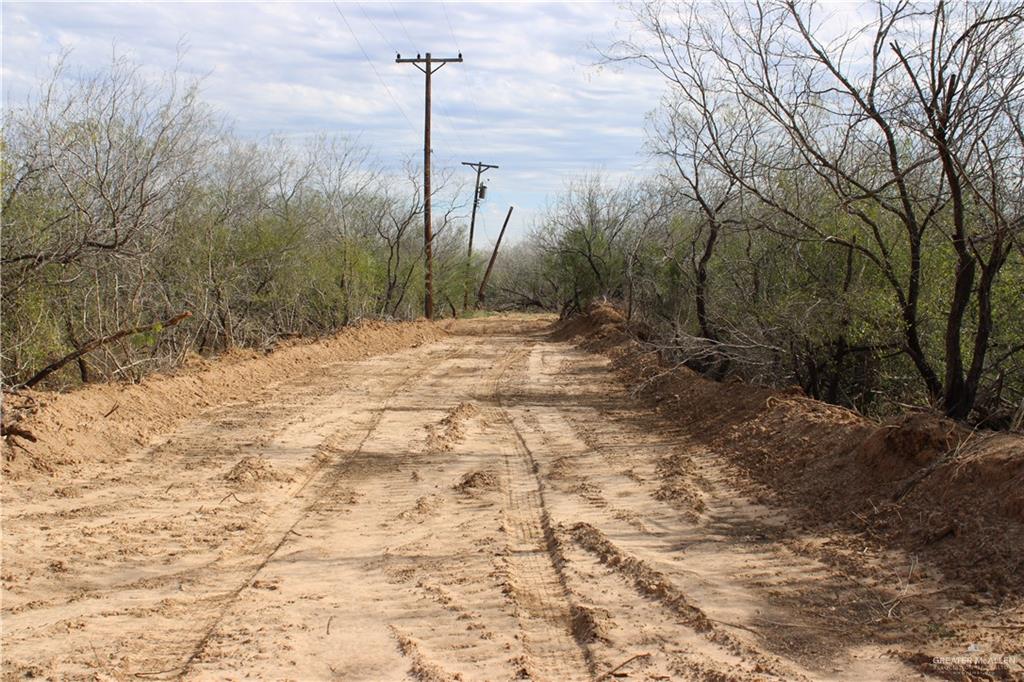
<box><xmin>1</xmin><ymin>55</ymin><xmax>478</xmax><ymax>389</ymax></box>
<box><xmin>3</xmin><ymin>1</ymin><xmax>1022</xmax><ymax>427</ymax></box>
<box><xmin>491</xmin><ymin>0</ymin><xmax>1024</xmax><ymax>426</ymax></box>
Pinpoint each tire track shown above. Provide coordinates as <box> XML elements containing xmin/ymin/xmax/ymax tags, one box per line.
<box><xmin>567</xmin><ymin>521</ymin><xmax>800</xmax><ymax>679</ymax></box>
<box><xmin>371</xmin><ymin>340</ymin><xmax>534</xmax><ymax>681</ymax></box>
<box><xmin>490</xmin><ymin>343</ymin><xmax>595</xmax><ymax>682</ymax></box>
<box><xmin>143</xmin><ymin>344</ymin><xmax>467</xmax><ymax>679</ymax></box>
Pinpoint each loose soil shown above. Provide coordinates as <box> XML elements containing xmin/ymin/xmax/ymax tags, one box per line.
<box><xmin>2</xmin><ymin>312</ymin><xmax>1021</xmax><ymax>680</ymax></box>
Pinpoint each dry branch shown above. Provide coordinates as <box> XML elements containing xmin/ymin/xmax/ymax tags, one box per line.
<box><xmin>20</xmin><ymin>312</ymin><xmax>191</xmax><ymax>389</ymax></box>
<box><xmin>599</xmin><ymin>653</ymin><xmax>651</xmax><ymax>680</ymax></box>
<box><xmin>0</xmin><ymin>424</ymin><xmax>38</xmax><ymax>442</ymax></box>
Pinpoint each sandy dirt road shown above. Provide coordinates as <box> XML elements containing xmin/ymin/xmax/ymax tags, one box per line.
<box><xmin>1</xmin><ymin>320</ymin><xmax>986</xmax><ymax>680</ymax></box>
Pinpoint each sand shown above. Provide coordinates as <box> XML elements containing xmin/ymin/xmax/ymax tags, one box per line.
<box><xmin>2</xmin><ymin>313</ymin><xmax>1020</xmax><ymax>680</ymax></box>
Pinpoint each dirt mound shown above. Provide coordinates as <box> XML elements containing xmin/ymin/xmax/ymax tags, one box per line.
<box><xmin>454</xmin><ymin>470</ymin><xmax>498</xmax><ymax>494</ymax></box>
<box><xmin>565</xmin><ymin>305</ymin><xmax>1024</xmax><ymax>595</ymax></box>
<box><xmin>938</xmin><ymin>433</ymin><xmax>1024</xmax><ymax>524</ymax></box>
<box><xmin>442</xmin><ymin>402</ymin><xmax>479</xmax><ymax>427</ymax></box>
<box><xmin>390</xmin><ymin>626</ymin><xmax>464</xmax><ymax>682</ymax></box>
<box><xmin>549</xmin><ymin>302</ymin><xmax>628</xmax><ymax>349</ymax></box>
<box><xmin>858</xmin><ymin>412</ymin><xmax>963</xmax><ymax>475</ymax></box>
<box><xmin>444</xmin><ymin>313</ymin><xmax>556</xmax><ymax>337</ymax></box>
<box><xmin>2</xmin><ymin>320</ymin><xmax>447</xmax><ymax>481</ymax></box>
<box><xmin>398</xmin><ymin>494</ymin><xmax>447</xmax><ymax>521</ymax></box>
<box><xmin>224</xmin><ymin>456</ymin><xmax>291</xmax><ymax>487</ymax></box>
<box><xmin>583</xmin><ymin>302</ymin><xmax>626</xmax><ymax>327</ymax></box>
<box><xmin>568</xmin><ymin>604</ymin><xmax>606</xmax><ymax>645</ymax></box>
<box><xmin>425</xmin><ymin>402</ymin><xmax>479</xmax><ymax>453</ymax></box>
<box><xmin>568</xmin><ymin>521</ymin><xmax>711</xmax><ymax>631</ymax></box>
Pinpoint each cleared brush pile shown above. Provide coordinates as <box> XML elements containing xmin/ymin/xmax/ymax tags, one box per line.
<box><xmin>557</xmin><ymin>303</ymin><xmax>1024</xmax><ymax>596</ymax></box>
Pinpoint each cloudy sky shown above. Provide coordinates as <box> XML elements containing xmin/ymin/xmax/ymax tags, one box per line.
<box><xmin>2</xmin><ymin>1</ymin><xmax>667</xmax><ymax>244</ymax></box>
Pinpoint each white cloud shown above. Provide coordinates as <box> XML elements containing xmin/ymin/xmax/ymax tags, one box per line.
<box><xmin>1</xmin><ymin>0</ymin><xmax>667</xmax><ymax>239</ymax></box>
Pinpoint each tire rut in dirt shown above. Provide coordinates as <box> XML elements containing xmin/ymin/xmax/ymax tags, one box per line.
<box><xmin>160</xmin><ymin>346</ymin><xmax>467</xmax><ymax>678</ymax></box>
<box><xmin>491</xmin><ymin>345</ymin><xmax>595</xmax><ymax>682</ymax></box>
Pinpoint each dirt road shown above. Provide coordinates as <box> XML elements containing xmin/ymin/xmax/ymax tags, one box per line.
<box><xmin>0</xmin><ymin>319</ymin><xmax>1008</xmax><ymax>680</ymax></box>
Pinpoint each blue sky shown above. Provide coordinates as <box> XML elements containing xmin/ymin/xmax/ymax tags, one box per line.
<box><xmin>2</xmin><ymin>1</ymin><xmax>666</xmax><ymax>245</ymax></box>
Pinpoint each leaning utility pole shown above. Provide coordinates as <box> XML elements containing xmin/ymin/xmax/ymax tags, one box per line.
<box><xmin>477</xmin><ymin>205</ymin><xmax>514</xmax><ymax>308</ymax></box>
<box><xmin>396</xmin><ymin>51</ymin><xmax>463</xmax><ymax>320</ymax></box>
<box><xmin>460</xmin><ymin>161</ymin><xmax>498</xmax><ymax>311</ymax></box>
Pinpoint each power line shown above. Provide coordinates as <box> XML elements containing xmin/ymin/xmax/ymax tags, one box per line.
<box><xmin>429</xmin><ymin>2</ymin><xmax>474</xmax><ymax>151</ymax></box>
<box><xmin>331</xmin><ymin>0</ymin><xmax>417</xmax><ymax>135</ymax></box>
<box><xmin>440</xmin><ymin>2</ymin><xmax>463</xmax><ymax>57</ymax></box>
<box><xmin>434</xmin><ymin>98</ymin><xmax>470</xmax><ymax>152</ymax></box>
<box><xmin>440</xmin><ymin>1</ymin><xmax>486</xmax><ymax>134</ymax></box>
<box><xmin>357</xmin><ymin>2</ymin><xmax>399</xmax><ymax>55</ymax></box>
<box><xmin>390</xmin><ymin>2</ymin><xmax>416</xmax><ymax>48</ymax></box>
<box><xmin>360</xmin><ymin>1</ymin><xmax>466</xmax><ymax>151</ymax></box>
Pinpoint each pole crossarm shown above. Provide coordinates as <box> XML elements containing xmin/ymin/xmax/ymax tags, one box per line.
<box><xmin>396</xmin><ymin>54</ymin><xmax>462</xmax><ymax>74</ymax></box>
<box><xmin>461</xmin><ymin>161</ymin><xmax>499</xmax><ymax>172</ymax></box>
<box><xmin>395</xmin><ymin>54</ymin><xmax>463</xmax><ymax>64</ymax></box>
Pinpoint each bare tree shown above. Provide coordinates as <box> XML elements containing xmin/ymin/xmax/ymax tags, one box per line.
<box><xmin>2</xmin><ymin>52</ymin><xmax>213</xmax><ymax>382</ymax></box>
<box><xmin>648</xmin><ymin>101</ymin><xmax>740</xmax><ymax>365</ymax></box>
<box><xmin>533</xmin><ymin>174</ymin><xmax>643</xmax><ymax>313</ymax></box>
<box><xmin>612</xmin><ymin>0</ymin><xmax>1024</xmax><ymax>418</ymax></box>
<box><xmin>2</xmin><ymin>53</ymin><xmax>211</xmax><ymax>279</ymax></box>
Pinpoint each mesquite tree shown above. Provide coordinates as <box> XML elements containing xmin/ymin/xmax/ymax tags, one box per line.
<box><xmin>1</xmin><ymin>54</ymin><xmax>472</xmax><ymax>387</ymax></box>
<box><xmin>610</xmin><ymin>0</ymin><xmax>1024</xmax><ymax>418</ymax></box>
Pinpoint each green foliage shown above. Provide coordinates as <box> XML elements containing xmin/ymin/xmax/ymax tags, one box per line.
<box><xmin>512</xmin><ymin>170</ymin><xmax>1023</xmax><ymax>422</ymax></box>
<box><xmin>1</xmin><ymin>56</ymin><xmax>470</xmax><ymax>387</ymax></box>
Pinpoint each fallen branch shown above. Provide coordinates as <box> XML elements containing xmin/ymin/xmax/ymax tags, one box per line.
<box><xmin>134</xmin><ymin>666</ymin><xmax>183</xmax><ymax>678</ymax></box>
<box><xmin>599</xmin><ymin>652</ymin><xmax>651</xmax><ymax>680</ymax></box>
<box><xmin>20</xmin><ymin>311</ymin><xmax>192</xmax><ymax>389</ymax></box>
<box><xmin>707</xmin><ymin>618</ymin><xmax>761</xmax><ymax>635</ymax></box>
<box><xmin>1</xmin><ymin>424</ymin><xmax>37</xmax><ymax>442</ymax></box>
<box><xmin>753</xmin><ymin>618</ymin><xmax>841</xmax><ymax>631</ymax></box>
<box><xmin>2</xmin><ymin>387</ymin><xmax>38</xmax><ymax>404</ymax></box>
<box><xmin>219</xmin><ymin>492</ymin><xmax>251</xmax><ymax>505</ymax></box>
<box><xmin>892</xmin><ymin>426</ymin><xmax>977</xmax><ymax>503</ymax></box>
<box><xmin>1012</xmin><ymin>397</ymin><xmax>1024</xmax><ymax>433</ymax></box>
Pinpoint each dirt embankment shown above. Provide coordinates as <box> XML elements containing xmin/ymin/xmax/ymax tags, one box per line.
<box><xmin>2</xmin><ymin>320</ymin><xmax>447</xmax><ymax>480</ymax></box>
<box><xmin>556</xmin><ymin>303</ymin><xmax>1024</xmax><ymax>596</ymax></box>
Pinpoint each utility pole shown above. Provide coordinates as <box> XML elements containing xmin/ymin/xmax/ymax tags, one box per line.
<box><xmin>460</xmin><ymin>161</ymin><xmax>498</xmax><ymax>312</ymax></box>
<box><xmin>477</xmin><ymin>205</ymin><xmax>514</xmax><ymax>308</ymax></box>
<box><xmin>396</xmin><ymin>51</ymin><xmax>463</xmax><ymax>320</ymax></box>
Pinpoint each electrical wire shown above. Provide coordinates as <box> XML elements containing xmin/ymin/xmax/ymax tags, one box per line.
<box><xmin>390</xmin><ymin>2</ymin><xmax>416</xmax><ymax>48</ymax></box>
<box><xmin>331</xmin><ymin>0</ymin><xmax>417</xmax><ymax>136</ymax></box>
<box><xmin>440</xmin><ymin>1</ymin><xmax>486</xmax><ymax>135</ymax></box>
<box><xmin>358</xmin><ymin>0</ymin><xmax>467</xmax><ymax>152</ymax></box>
<box><xmin>358</xmin><ymin>1</ymin><xmax>400</xmax><ymax>55</ymax></box>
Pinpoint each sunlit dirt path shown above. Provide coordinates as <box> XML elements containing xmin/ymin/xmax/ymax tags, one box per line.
<box><xmin>3</xmin><ymin>319</ymin><xmax>953</xmax><ymax>680</ymax></box>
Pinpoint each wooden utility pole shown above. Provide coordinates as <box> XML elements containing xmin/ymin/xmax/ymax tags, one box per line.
<box><xmin>477</xmin><ymin>206</ymin><xmax>514</xmax><ymax>308</ymax></box>
<box><xmin>460</xmin><ymin>161</ymin><xmax>498</xmax><ymax>311</ymax></box>
<box><xmin>396</xmin><ymin>52</ymin><xmax>463</xmax><ymax>320</ymax></box>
